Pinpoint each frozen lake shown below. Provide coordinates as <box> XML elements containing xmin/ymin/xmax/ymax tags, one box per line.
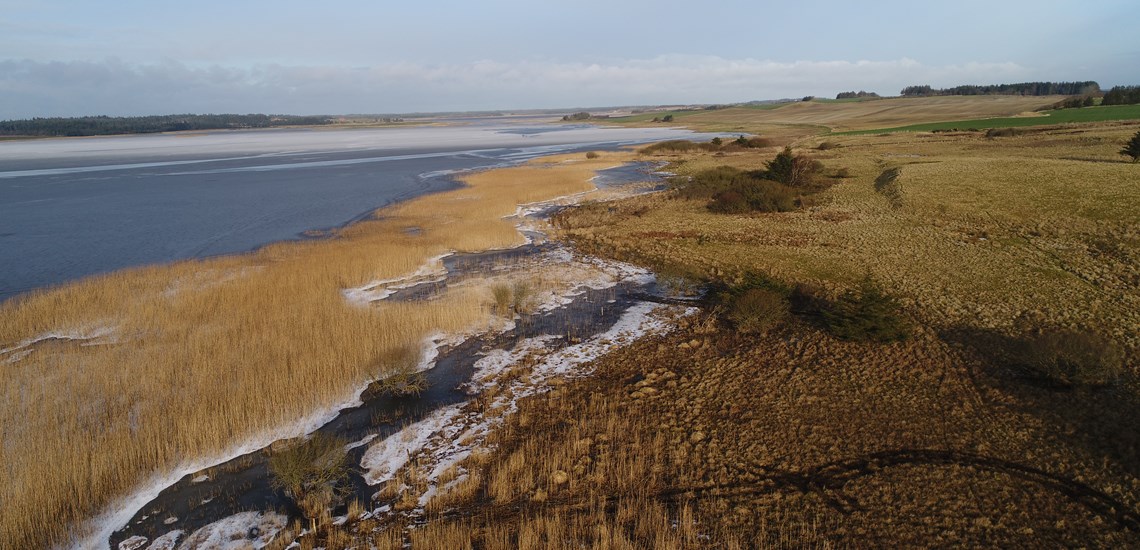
<box><xmin>0</xmin><ymin>118</ymin><xmax>703</xmax><ymax>298</ymax></box>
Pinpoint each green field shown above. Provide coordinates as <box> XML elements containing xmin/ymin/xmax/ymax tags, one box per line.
<box><xmin>840</xmin><ymin>104</ymin><xmax>1140</xmax><ymax>134</ymax></box>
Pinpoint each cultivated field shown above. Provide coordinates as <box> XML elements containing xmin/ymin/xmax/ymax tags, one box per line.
<box><xmin>610</xmin><ymin>95</ymin><xmax>1071</xmax><ymax>136</ymax></box>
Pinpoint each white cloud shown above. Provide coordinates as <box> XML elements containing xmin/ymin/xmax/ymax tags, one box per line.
<box><xmin>0</xmin><ymin>56</ymin><xmax>1034</xmax><ymax>118</ymax></box>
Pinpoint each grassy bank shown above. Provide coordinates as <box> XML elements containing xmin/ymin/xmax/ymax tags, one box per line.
<box><xmin>0</xmin><ymin>151</ymin><xmax>632</xmax><ymax>548</ymax></box>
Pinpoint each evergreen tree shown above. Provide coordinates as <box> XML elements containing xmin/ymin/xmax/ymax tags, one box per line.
<box><xmin>1122</xmin><ymin>131</ymin><xmax>1140</xmax><ymax>163</ymax></box>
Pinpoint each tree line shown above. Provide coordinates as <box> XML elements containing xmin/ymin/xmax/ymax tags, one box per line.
<box><xmin>1102</xmin><ymin>86</ymin><xmax>1140</xmax><ymax>106</ymax></box>
<box><xmin>0</xmin><ymin>113</ymin><xmax>333</xmax><ymax>137</ymax></box>
<box><xmin>900</xmin><ymin>81</ymin><xmax>1100</xmax><ymax>97</ymax></box>
<box><xmin>835</xmin><ymin>91</ymin><xmax>880</xmax><ymax>99</ymax></box>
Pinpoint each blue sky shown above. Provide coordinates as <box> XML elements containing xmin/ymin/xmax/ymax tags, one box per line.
<box><xmin>1</xmin><ymin>0</ymin><xmax>1136</xmax><ymax>117</ymax></box>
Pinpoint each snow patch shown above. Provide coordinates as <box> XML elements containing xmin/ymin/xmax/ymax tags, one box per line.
<box><xmin>342</xmin><ymin>253</ymin><xmax>452</xmax><ymax>305</ymax></box>
<box><xmin>364</xmin><ymin>301</ymin><xmax>690</xmax><ymax>517</ymax></box>
<box><xmin>1</xmin><ymin>324</ymin><xmax>117</xmax><ymax>363</ymax></box>
<box><xmin>145</xmin><ymin>531</ymin><xmax>182</xmax><ymax>550</ymax></box>
<box><xmin>359</xmin><ymin>404</ymin><xmax>463</xmax><ymax>486</ymax></box>
<box><xmin>118</xmin><ymin>536</ymin><xmax>147</xmax><ymax>550</ymax></box>
<box><xmin>176</xmin><ymin>511</ymin><xmax>286</xmax><ymax>550</ymax></box>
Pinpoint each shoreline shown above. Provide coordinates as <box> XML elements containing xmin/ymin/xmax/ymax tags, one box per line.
<box><xmin>0</xmin><ymin>145</ymin><xmax>671</xmax><ymax>549</ymax></box>
<box><xmin>97</xmin><ymin>152</ymin><xmax>682</xmax><ymax>549</ymax></box>
<box><xmin>0</xmin><ymin>123</ymin><xmax>708</xmax><ymax>299</ymax></box>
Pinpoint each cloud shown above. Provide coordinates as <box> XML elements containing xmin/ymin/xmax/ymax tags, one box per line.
<box><xmin>0</xmin><ymin>56</ymin><xmax>1033</xmax><ymax>118</ymax></box>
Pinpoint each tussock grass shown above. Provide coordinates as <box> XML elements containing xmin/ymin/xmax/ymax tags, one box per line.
<box><xmin>0</xmin><ymin>150</ymin><xmax>630</xmax><ymax>548</ymax></box>
<box><xmin>560</xmin><ymin>123</ymin><xmax>1140</xmax><ymax>347</ymax></box>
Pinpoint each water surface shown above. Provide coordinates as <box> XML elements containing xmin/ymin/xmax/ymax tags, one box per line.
<box><xmin>0</xmin><ymin>118</ymin><xmax>705</xmax><ymax>298</ymax></box>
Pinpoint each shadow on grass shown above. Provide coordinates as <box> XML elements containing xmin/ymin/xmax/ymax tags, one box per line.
<box><xmin>941</xmin><ymin>326</ymin><xmax>1140</xmax><ymax>480</ymax></box>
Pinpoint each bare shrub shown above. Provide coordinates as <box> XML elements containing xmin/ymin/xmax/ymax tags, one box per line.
<box><xmin>585</xmin><ymin>151</ymin><xmax>600</xmax><ymax>159</ymax></box>
<box><xmin>373</xmin><ymin>345</ymin><xmax>427</xmax><ymax>397</ymax></box>
<box><xmin>727</xmin><ymin>288</ymin><xmax>790</xmax><ymax>334</ymax></box>
<box><xmin>511</xmin><ymin>281</ymin><xmax>536</xmax><ymax>315</ymax></box>
<box><xmin>268</xmin><ymin>433</ymin><xmax>350</xmax><ymax>529</ymax></box>
<box><xmin>491</xmin><ymin>284</ymin><xmax>513</xmax><ymax>316</ymax></box>
<box><xmin>490</xmin><ymin>281</ymin><xmax>537</xmax><ymax>317</ymax></box>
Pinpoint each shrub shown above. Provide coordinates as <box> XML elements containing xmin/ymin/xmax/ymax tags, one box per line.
<box><xmin>985</xmin><ymin>127</ymin><xmax>1021</xmax><ymax>138</ymax></box>
<box><xmin>268</xmin><ymin>433</ymin><xmax>350</xmax><ymax>527</ymax></box>
<box><xmin>1121</xmin><ymin>130</ymin><xmax>1140</xmax><ymax>162</ymax></box>
<box><xmin>819</xmin><ymin>277</ymin><xmax>910</xmax><ymax>342</ymax></box>
<box><xmin>726</xmin><ymin>288</ymin><xmax>790</xmax><ymax>334</ymax></box>
<box><xmin>1011</xmin><ymin>328</ymin><xmax>1123</xmax><ymax>388</ymax></box>
<box><xmin>375</xmin><ymin>362</ymin><xmax>428</xmax><ymax>397</ymax></box>
<box><xmin>673</xmin><ymin>166</ymin><xmax>798</xmax><ymax>213</ymax></box>
<box><xmin>490</xmin><ymin>281</ymin><xmax>537</xmax><ymax>316</ymax></box>
<box><xmin>764</xmin><ymin>146</ymin><xmax>819</xmax><ymax>187</ymax></box>
<box><xmin>585</xmin><ymin>151</ymin><xmax>600</xmax><ymax>159</ymax></box>
<box><xmin>710</xmin><ymin>137</ymin><xmax>723</xmax><ymax>146</ymax></box>
<box><xmin>511</xmin><ymin>281</ymin><xmax>536</xmax><ymax>314</ymax></box>
<box><xmin>661</xmin><ymin>114</ymin><xmax>675</xmax><ymax>122</ymax></box>
<box><xmin>491</xmin><ymin>283</ymin><xmax>514</xmax><ymax>316</ymax></box>
<box><xmin>816</xmin><ymin>141</ymin><xmax>837</xmax><ymax>151</ymax></box>
<box><xmin>639</xmin><ymin>140</ymin><xmax>719</xmax><ymax>155</ymax></box>
<box><xmin>727</xmin><ymin>135</ymin><xmax>771</xmax><ymax>149</ymax></box>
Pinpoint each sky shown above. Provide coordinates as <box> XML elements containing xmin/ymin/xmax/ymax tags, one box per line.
<box><xmin>1</xmin><ymin>0</ymin><xmax>1137</xmax><ymax>118</ymax></box>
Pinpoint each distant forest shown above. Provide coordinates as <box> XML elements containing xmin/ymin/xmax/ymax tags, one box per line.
<box><xmin>0</xmin><ymin>114</ymin><xmax>333</xmax><ymax>137</ymax></box>
<box><xmin>835</xmin><ymin>91</ymin><xmax>880</xmax><ymax>99</ymax></box>
<box><xmin>900</xmin><ymin>81</ymin><xmax>1100</xmax><ymax>97</ymax></box>
<box><xmin>1102</xmin><ymin>86</ymin><xmax>1140</xmax><ymax>105</ymax></box>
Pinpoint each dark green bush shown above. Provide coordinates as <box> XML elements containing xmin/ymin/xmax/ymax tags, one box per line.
<box><xmin>1121</xmin><ymin>130</ymin><xmax>1140</xmax><ymax>162</ymax></box>
<box><xmin>764</xmin><ymin>146</ymin><xmax>820</xmax><ymax>187</ymax></box>
<box><xmin>985</xmin><ymin>127</ymin><xmax>1021</xmax><ymax>138</ymax></box>
<box><xmin>672</xmin><ymin>166</ymin><xmax>798</xmax><ymax>213</ymax></box>
<box><xmin>639</xmin><ymin>140</ymin><xmax>719</xmax><ymax>155</ymax></box>
<box><xmin>819</xmin><ymin>278</ymin><xmax>910</xmax><ymax>342</ymax></box>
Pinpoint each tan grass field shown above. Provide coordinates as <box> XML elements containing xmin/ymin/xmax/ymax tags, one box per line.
<box><xmin>617</xmin><ymin>95</ymin><xmax>1067</xmax><ymax>137</ymax></box>
<box><xmin>5</xmin><ymin>98</ymin><xmax>1140</xmax><ymax>547</ymax></box>
<box><xmin>0</xmin><ymin>151</ymin><xmax>633</xmax><ymax>549</ymax></box>
<box><xmin>307</xmin><ymin>120</ymin><xmax>1140</xmax><ymax>547</ymax></box>
<box><xmin>587</xmin><ymin>122</ymin><xmax>1140</xmax><ymax>344</ymax></box>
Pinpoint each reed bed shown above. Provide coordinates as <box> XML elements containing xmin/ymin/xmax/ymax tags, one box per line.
<box><xmin>0</xmin><ymin>151</ymin><xmax>632</xmax><ymax>548</ymax></box>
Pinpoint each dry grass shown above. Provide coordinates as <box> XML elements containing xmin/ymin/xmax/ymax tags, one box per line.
<box><xmin>562</xmin><ymin>123</ymin><xmax>1140</xmax><ymax>346</ymax></box>
<box><xmin>218</xmin><ymin>120</ymin><xmax>1139</xmax><ymax>548</ymax></box>
<box><xmin>618</xmin><ymin>95</ymin><xmax>1068</xmax><ymax>138</ymax></box>
<box><xmin>0</xmin><ymin>150</ymin><xmax>635</xmax><ymax>548</ymax></box>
